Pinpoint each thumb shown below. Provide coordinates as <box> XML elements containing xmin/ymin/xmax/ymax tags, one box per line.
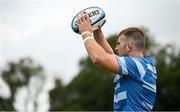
<box><xmin>91</xmin><ymin>27</ymin><xmax>99</xmax><ymax>32</ymax></box>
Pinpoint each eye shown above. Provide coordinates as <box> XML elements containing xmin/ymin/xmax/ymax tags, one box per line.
<box><xmin>116</xmin><ymin>42</ymin><xmax>120</xmax><ymax>46</ymax></box>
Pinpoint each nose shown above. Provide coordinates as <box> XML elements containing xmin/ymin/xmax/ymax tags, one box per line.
<box><xmin>115</xmin><ymin>46</ymin><xmax>118</xmax><ymax>54</ymax></box>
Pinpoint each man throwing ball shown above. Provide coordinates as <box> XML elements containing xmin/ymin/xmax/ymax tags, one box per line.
<box><xmin>76</xmin><ymin>13</ymin><xmax>157</xmax><ymax>111</ymax></box>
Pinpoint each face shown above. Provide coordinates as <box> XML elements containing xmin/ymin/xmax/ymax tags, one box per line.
<box><xmin>115</xmin><ymin>35</ymin><xmax>129</xmax><ymax>56</ymax></box>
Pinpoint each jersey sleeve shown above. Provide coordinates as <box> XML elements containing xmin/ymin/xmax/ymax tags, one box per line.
<box><xmin>116</xmin><ymin>56</ymin><xmax>143</xmax><ymax>80</ymax></box>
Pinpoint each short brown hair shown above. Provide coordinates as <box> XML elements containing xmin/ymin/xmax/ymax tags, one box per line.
<box><xmin>119</xmin><ymin>27</ymin><xmax>145</xmax><ymax>51</ymax></box>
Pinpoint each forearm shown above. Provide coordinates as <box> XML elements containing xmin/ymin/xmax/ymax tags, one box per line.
<box><xmin>82</xmin><ymin>35</ymin><xmax>119</xmax><ymax>74</ymax></box>
<box><xmin>82</xmin><ymin>34</ymin><xmax>106</xmax><ymax>62</ymax></box>
<box><xmin>93</xmin><ymin>29</ymin><xmax>114</xmax><ymax>54</ymax></box>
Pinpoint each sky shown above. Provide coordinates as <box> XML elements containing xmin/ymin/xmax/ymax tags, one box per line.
<box><xmin>0</xmin><ymin>0</ymin><xmax>180</xmax><ymax>84</ymax></box>
<box><xmin>0</xmin><ymin>0</ymin><xmax>180</xmax><ymax>111</ymax></box>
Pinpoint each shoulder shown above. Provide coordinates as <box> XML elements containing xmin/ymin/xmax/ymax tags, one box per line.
<box><xmin>116</xmin><ymin>56</ymin><xmax>135</xmax><ymax>65</ymax></box>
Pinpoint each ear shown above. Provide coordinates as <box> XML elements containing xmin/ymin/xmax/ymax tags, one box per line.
<box><xmin>126</xmin><ymin>42</ymin><xmax>132</xmax><ymax>52</ymax></box>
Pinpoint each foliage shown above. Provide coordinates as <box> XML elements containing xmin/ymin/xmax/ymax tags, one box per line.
<box><xmin>49</xmin><ymin>27</ymin><xmax>180</xmax><ymax>111</ymax></box>
<box><xmin>50</xmin><ymin>57</ymin><xmax>114</xmax><ymax>110</ymax></box>
<box><xmin>1</xmin><ymin>27</ymin><xmax>179</xmax><ymax>111</ymax></box>
<box><xmin>0</xmin><ymin>57</ymin><xmax>44</xmax><ymax>111</ymax></box>
<box><xmin>153</xmin><ymin>44</ymin><xmax>180</xmax><ymax>110</ymax></box>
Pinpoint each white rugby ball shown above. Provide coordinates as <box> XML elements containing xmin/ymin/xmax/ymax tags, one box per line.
<box><xmin>71</xmin><ymin>6</ymin><xmax>106</xmax><ymax>34</ymax></box>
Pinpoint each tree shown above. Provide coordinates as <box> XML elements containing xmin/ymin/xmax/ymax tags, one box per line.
<box><xmin>153</xmin><ymin>44</ymin><xmax>180</xmax><ymax>110</ymax></box>
<box><xmin>0</xmin><ymin>57</ymin><xmax>46</xmax><ymax>111</ymax></box>
<box><xmin>50</xmin><ymin>57</ymin><xmax>114</xmax><ymax>110</ymax></box>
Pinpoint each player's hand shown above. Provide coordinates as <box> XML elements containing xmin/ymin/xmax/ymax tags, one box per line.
<box><xmin>89</xmin><ymin>19</ymin><xmax>106</xmax><ymax>32</ymax></box>
<box><xmin>93</xmin><ymin>19</ymin><xmax>106</xmax><ymax>35</ymax></box>
<box><xmin>75</xmin><ymin>13</ymin><xmax>99</xmax><ymax>34</ymax></box>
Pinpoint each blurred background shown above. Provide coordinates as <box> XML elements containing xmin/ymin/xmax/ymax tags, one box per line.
<box><xmin>0</xmin><ymin>0</ymin><xmax>180</xmax><ymax>111</ymax></box>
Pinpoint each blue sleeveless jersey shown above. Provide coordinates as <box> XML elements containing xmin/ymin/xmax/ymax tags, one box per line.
<box><xmin>114</xmin><ymin>56</ymin><xmax>157</xmax><ymax>111</ymax></box>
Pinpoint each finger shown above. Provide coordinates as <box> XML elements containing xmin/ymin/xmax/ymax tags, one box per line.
<box><xmin>80</xmin><ymin>12</ymin><xmax>86</xmax><ymax>22</ymax></box>
<box><xmin>83</xmin><ymin>12</ymin><xmax>88</xmax><ymax>20</ymax></box>
<box><xmin>84</xmin><ymin>13</ymin><xmax>88</xmax><ymax>20</ymax></box>
<box><xmin>75</xmin><ymin>20</ymin><xmax>80</xmax><ymax>26</ymax></box>
<box><xmin>81</xmin><ymin>16</ymin><xmax>85</xmax><ymax>22</ymax></box>
<box><xmin>82</xmin><ymin>12</ymin><xmax>90</xmax><ymax>22</ymax></box>
<box><xmin>84</xmin><ymin>13</ymin><xmax>91</xmax><ymax>23</ymax></box>
<box><xmin>91</xmin><ymin>27</ymin><xmax>99</xmax><ymax>32</ymax></box>
<box><xmin>89</xmin><ymin>19</ymin><xmax>92</xmax><ymax>24</ymax></box>
<box><xmin>77</xmin><ymin>15</ymin><xmax>82</xmax><ymax>23</ymax></box>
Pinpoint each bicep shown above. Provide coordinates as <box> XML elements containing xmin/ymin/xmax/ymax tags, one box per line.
<box><xmin>95</xmin><ymin>53</ymin><xmax>119</xmax><ymax>74</ymax></box>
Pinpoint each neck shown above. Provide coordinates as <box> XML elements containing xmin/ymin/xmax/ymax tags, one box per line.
<box><xmin>128</xmin><ymin>51</ymin><xmax>144</xmax><ymax>58</ymax></box>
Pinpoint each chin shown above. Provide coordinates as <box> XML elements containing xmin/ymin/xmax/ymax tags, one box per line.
<box><xmin>118</xmin><ymin>54</ymin><xmax>123</xmax><ymax>56</ymax></box>
<box><xmin>118</xmin><ymin>54</ymin><xmax>128</xmax><ymax>57</ymax></box>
